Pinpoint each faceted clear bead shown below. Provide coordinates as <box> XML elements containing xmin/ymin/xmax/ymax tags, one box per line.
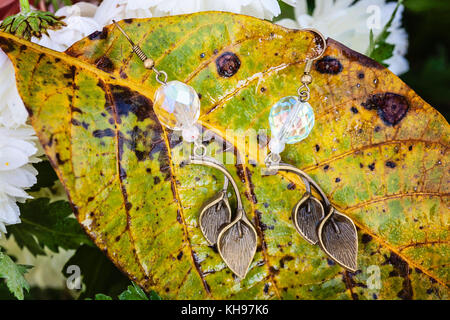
<box><xmin>268</xmin><ymin>96</ymin><xmax>315</xmax><ymax>149</ymax></box>
<box><xmin>153</xmin><ymin>80</ymin><xmax>200</xmax><ymax>130</ymax></box>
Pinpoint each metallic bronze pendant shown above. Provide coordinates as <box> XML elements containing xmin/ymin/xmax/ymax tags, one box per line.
<box><xmin>189</xmin><ymin>156</ymin><xmax>257</xmax><ymax>279</ymax></box>
<box><xmin>292</xmin><ymin>192</ymin><xmax>325</xmax><ymax>245</ymax></box>
<box><xmin>317</xmin><ymin>207</ymin><xmax>358</xmax><ymax>272</ymax></box>
<box><xmin>198</xmin><ymin>179</ymin><xmax>232</xmax><ymax>245</ymax></box>
<box><xmin>217</xmin><ymin>210</ymin><xmax>257</xmax><ymax>279</ymax></box>
<box><xmin>267</xmin><ymin>163</ymin><xmax>327</xmax><ymax>245</ymax></box>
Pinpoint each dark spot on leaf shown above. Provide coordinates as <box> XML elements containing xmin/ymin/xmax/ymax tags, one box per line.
<box><xmin>153</xmin><ymin>176</ymin><xmax>161</xmax><ymax>185</ymax></box>
<box><xmin>368</xmin><ymin>163</ymin><xmax>375</xmax><ymax>171</ymax></box>
<box><xmin>361</xmin><ymin>93</ymin><xmax>409</xmax><ymax>126</ymax></box>
<box><xmin>93</xmin><ymin>128</ymin><xmax>115</xmax><ymax>138</ymax></box>
<box><xmin>119</xmin><ymin>70</ymin><xmax>128</xmax><ymax>79</ymax></box>
<box><xmin>111</xmin><ymin>85</ymin><xmax>153</xmax><ymax>121</ymax></box>
<box><xmin>329</xmin><ymin>39</ymin><xmax>384</xmax><ymax>69</ymax></box>
<box><xmin>269</xmin><ymin>266</ymin><xmax>280</xmax><ymax>275</ymax></box>
<box><xmin>0</xmin><ymin>37</ymin><xmax>14</xmax><ymax>53</ymax></box>
<box><xmin>177</xmin><ymin>251</ymin><xmax>183</xmax><ymax>260</ymax></box>
<box><xmin>287</xmin><ymin>183</ymin><xmax>296</xmax><ymax>190</ymax></box>
<box><xmin>88</xmin><ymin>27</ymin><xmax>108</xmax><ymax>40</ymax></box>
<box><xmin>95</xmin><ymin>56</ymin><xmax>115</xmax><ymax>73</ymax></box>
<box><xmin>279</xmin><ymin>255</ymin><xmax>294</xmax><ymax>268</ymax></box>
<box><xmin>383</xmin><ymin>253</ymin><xmax>413</xmax><ymax>299</ymax></box>
<box><xmin>386</xmin><ymin>161</ymin><xmax>397</xmax><ymax>168</ymax></box>
<box><xmin>323</xmin><ymin>165</ymin><xmax>330</xmax><ymax>171</ymax></box>
<box><xmin>260</xmin><ymin>87</ymin><xmax>266</xmax><ymax>92</ymax></box>
<box><xmin>71</xmin><ymin>118</ymin><xmax>81</xmax><ymax>126</ymax></box>
<box><xmin>358</xmin><ymin>72</ymin><xmax>365</xmax><ymax>79</ymax></box>
<box><xmin>374</xmin><ymin>126</ymin><xmax>381</xmax><ymax>132</ymax></box>
<box><xmin>200</xmin><ymin>53</ymin><xmax>205</xmax><ymax>58</ymax></box>
<box><xmin>315</xmin><ymin>144</ymin><xmax>320</xmax><ymax>152</ymax></box>
<box><xmin>216</xmin><ymin>52</ymin><xmax>241</xmax><ymax>77</ymax></box>
<box><xmin>350</xmin><ymin>107</ymin><xmax>359</xmax><ymax>114</ymax></box>
<box><xmin>263</xmin><ymin>283</ymin><xmax>269</xmax><ymax>294</ymax></box>
<box><xmin>361</xmin><ymin>234</ymin><xmax>372</xmax><ymax>244</ymax></box>
<box><xmin>55</xmin><ymin>153</ymin><xmax>66</xmax><ymax>164</ymax></box>
<box><xmin>315</xmin><ymin>56</ymin><xmax>343</xmax><ymax>74</ymax></box>
<box><xmin>124</xmin><ymin>19</ymin><xmax>133</xmax><ymax>24</ymax></box>
<box><xmin>119</xmin><ymin>166</ymin><xmax>127</xmax><ymax>180</ymax></box>
<box><xmin>125</xmin><ymin>202</ymin><xmax>132</xmax><ymax>210</ymax></box>
<box><xmin>408</xmin><ymin>145</ymin><xmax>413</xmax><ymax>151</ymax></box>
<box><xmin>335</xmin><ymin>178</ymin><xmax>341</xmax><ymax>183</ymax></box>
<box><xmin>327</xmin><ymin>259</ymin><xmax>335</xmax><ymax>266</ymax></box>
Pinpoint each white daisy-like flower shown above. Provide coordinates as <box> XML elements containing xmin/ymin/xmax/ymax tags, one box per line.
<box><xmin>0</xmin><ymin>51</ymin><xmax>28</xmax><ymax>128</ymax></box>
<box><xmin>277</xmin><ymin>0</ymin><xmax>409</xmax><ymax>75</ymax></box>
<box><xmin>34</xmin><ymin>2</ymin><xmax>101</xmax><ymax>52</ymax></box>
<box><xmin>0</xmin><ymin>127</ymin><xmax>39</xmax><ymax>233</ymax></box>
<box><xmin>0</xmin><ymin>2</ymin><xmax>101</xmax><ymax>235</ymax></box>
<box><xmin>94</xmin><ymin>0</ymin><xmax>295</xmax><ymax>26</ymax></box>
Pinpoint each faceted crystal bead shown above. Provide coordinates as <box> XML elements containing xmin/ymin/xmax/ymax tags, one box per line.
<box><xmin>268</xmin><ymin>96</ymin><xmax>315</xmax><ymax>153</ymax></box>
<box><xmin>153</xmin><ymin>80</ymin><xmax>200</xmax><ymax>131</ymax></box>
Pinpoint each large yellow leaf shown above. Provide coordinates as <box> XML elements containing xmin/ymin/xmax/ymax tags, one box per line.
<box><xmin>0</xmin><ymin>12</ymin><xmax>448</xmax><ymax>299</ymax></box>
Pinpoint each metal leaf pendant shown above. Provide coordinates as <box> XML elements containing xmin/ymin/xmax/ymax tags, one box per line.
<box><xmin>217</xmin><ymin>212</ymin><xmax>257</xmax><ymax>279</ymax></box>
<box><xmin>292</xmin><ymin>193</ymin><xmax>325</xmax><ymax>245</ymax></box>
<box><xmin>199</xmin><ymin>189</ymin><xmax>232</xmax><ymax>245</ymax></box>
<box><xmin>318</xmin><ymin>208</ymin><xmax>358</xmax><ymax>272</ymax></box>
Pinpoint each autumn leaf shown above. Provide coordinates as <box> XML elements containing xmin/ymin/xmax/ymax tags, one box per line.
<box><xmin>0</xmin><ymin>12</ymin><xmax>448</xmax><ymax>299</ymax></box>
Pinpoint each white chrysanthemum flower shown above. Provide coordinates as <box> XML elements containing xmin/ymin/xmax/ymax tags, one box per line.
<box><xmin>277</xmin><ymin>0</ymin><xmax>409</xmax><ymax>75</ymax></box>
<box><xmin>0</xmin><ymin>127</ymin><xmax>39</xmax><ymax>233</ymax></box>
<box><xmin>94</xmin><ymin>0</ymin><xmax>295</xmax><ymax>25</ymax></box>
<box><xmin>0</xmin><ymin>3</ymin><xmax>101</xmax><ymax>235</ymax></box>
<box><xmin>0</xmin><ymin>51</ymin><xmax>28</xmax><ymax>128</ymax></box>
<box><xmin>34</xmin><ymin>2</ymin><xmax>101</xmax><ymax>51</ymax></box>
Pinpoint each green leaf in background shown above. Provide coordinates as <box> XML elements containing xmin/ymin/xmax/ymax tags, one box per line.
<box><xmin>93</xmin><ymin>293</ymin><xmax>113</xmax><ymax>300</ymax></box>
<box><xmin>403</xmin><ymin>46</ymin><xmax>450</xmax><ymax>107</ymax></box>
<box><xmin>6</xmin><ymin>198</ymin><xmax>93</xmax><ymax>256</ymax></box>
<box><xmin>367</xmin><ymin>0</ymin><xmax>402</xmax><ymax>65</ymax></box>
<box><xmin>29</xmin><ymin>160</ymin><xmax>59</xmax><ymax>192</ymax></box>
<box><xmin>403</xmin><ymin>0</ymin><xmax>450</xmax><ymax>12</ymax></box>
<box><xmin>92</xmin><ymin>282</ymin><xmax>161</xmax><ymax>300</ymax></box>
<box><xmin>64</xmin><ymin>244</ymin><xmax>130</xmax><ymax>299</ymax></box>
<box><xmin>0</xmin><ymin>251</ymin><xmax>31</xmax><ymax>300</ymax></box>
<box><xmin>118</xmin><ymin>283</ymin><xmax>149</xmax><ymax>300</ymax></box>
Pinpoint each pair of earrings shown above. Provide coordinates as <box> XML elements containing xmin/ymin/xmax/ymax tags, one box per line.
<box><xmin>264</xmin><ymin>30</ymin><xmax>358</xmax><ymax>272</ymax></box>
<box><xmin>113</xmin><ymin>21</ymin><xmax>357</xmax><ymax>279</ymax></box>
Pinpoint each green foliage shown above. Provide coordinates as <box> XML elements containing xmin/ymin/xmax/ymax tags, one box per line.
<box><xmin>403</xmin><ymin>0</ymin><xmax>450</xmax><ymax>12</ymax></box>
<box><xmin>0</xmin><ymin>251</ymin><xmax>31</xmax><ymax>300</ymax></box>
<box><xmin>0</xmin><ymin>10</ymin><xmax>66</xmax><ymax>40</ymax></box>
<box><xmin>367</xmin><ymin>0</ymin><xmax>402</xmax><ymax>65</ymax></box>
<box><xmin>6</xmin><ymin>198</ymin><xmax>93</xmax><ymax>256</ymax></box>
<box><xmin>63</xmin><ymin>245</ymin><xmax>131</xmax><ymax>299</ymax></box>
<box><xmin>29</xmin><ymin>160</ymin><xmax>59</xmax><ymax>192</ymax></box>
<box><xmin>91</xmin><ymin>282</ymin><xmax>162</xmax><ymax>300</ymax></box>
<box><xmin>402</xmin><ymin>46</ymin><xmax>450</xmax><ymax>107</ymax></box>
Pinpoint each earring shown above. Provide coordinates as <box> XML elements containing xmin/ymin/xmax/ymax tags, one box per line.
<box><xmin>113</xmin><ymin>21</ymin><xmax>257</xmax><ymax>279</ymax></box>
<box><xmin>265</xmin><ymin>29</ymin><xmax>358</xmax><ymax>272</ymax></box>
